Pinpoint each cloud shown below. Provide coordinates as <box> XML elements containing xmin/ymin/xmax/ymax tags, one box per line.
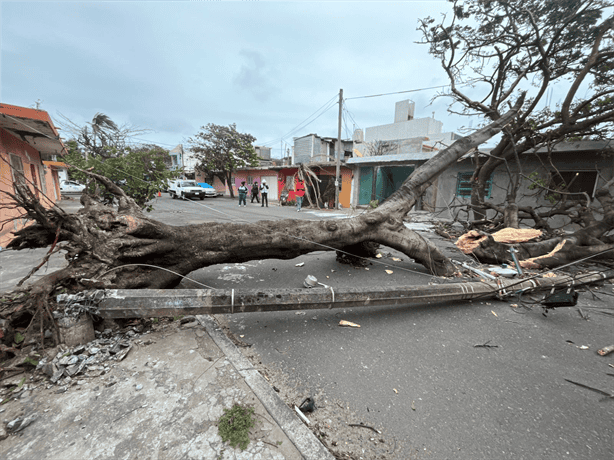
<box><xmin>233</xmin><ymin>50</ymin><xmax>277</xmax><ymax>102</ymax></box>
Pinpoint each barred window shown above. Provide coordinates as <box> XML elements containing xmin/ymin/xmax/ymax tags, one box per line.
<box><xmin>456</xmin><ymin>172</ymin><xmax>492</xmax><ymax>198</ymax></box>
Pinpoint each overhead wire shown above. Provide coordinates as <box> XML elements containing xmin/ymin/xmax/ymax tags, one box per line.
<box><xmin>259</xmin><ymin>93</ymin><xmax>340</xmax><ymax>148</ymax></box>
<box><xmin>12</xmin><ymin>98</ymin><xmax>613</xmax><ymax>294</ymax></box>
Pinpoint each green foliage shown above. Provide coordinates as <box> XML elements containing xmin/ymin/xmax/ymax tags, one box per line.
<box><xmin>64</xmin><ymin>140</ymin><xmax>178</xmax><ymax>212</ymax></box>
<box><xmin>217</xmin><ymin>404</ymin><xmax>256</xmax><ymax>451</ymax></box>
<box><xmin>22</xmin><ymin>357</ymin><xmax>39</xmax><ymax>366</ymax></box>
<box><xmin>527</xmin><ymin>171</ymin><xmax>558</xmax><ymax>204</ymax></box>
<box><xmin>187</xmin><ymin>123</ymin><xmax>258</xmax><ymax>194</ymax></box>
<box><xmin>14</xmin><ymin>332</ymin><xmax>24</xmax><ymax>344</ymax></box>
<box><xmin>369</xmin><ymin>199</ymin><xmax>379</xmax><ymax>208</ymax></box>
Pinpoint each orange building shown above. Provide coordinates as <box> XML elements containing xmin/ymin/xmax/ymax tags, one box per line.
<box><xmin>0</xmin><ymin>103</ymin><xmax>66</xmax><ymax>248</ymax></box>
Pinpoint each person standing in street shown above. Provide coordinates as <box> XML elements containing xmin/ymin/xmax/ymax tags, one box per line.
<box><xmin>295</xmin><ymin>179</ymin><xmax>305</xmax><ymax>212</ymax></box>
<box><xmin>251</xmin><ymin>181</ymin><xmax>260</xmax><ymax>203</ymax></box>
<box><xmin>260</xmin><ymin>180</ymin><xmax>269</xmax><ymax>207</ymax></box>
<box><xmin>238</xmin><ymin>181</ymin><xmax>248</xmax><ymax>207</ymax></box>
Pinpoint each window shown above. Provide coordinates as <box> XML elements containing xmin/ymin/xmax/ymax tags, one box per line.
<box><xmin>549</xmin><ymin>171</ymin><xmax>598</xmax><ymax>200</ymax></box>
<box><xmin>456</xmin><ymin>171</ymin><xmax>492</xmax><ymax>198</ymax></box>
<box><xmin>9</xmin><ymin>154</ymin><xmax>26</xmax><ymax>191</ymax></box>
<box><xmin>247</xmin><ymin>176</ymin><xmax>253</xmax><ymax>185</ymax></box>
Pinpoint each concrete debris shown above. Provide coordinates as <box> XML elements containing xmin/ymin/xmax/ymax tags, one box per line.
<box><xmin>6</xmin><ymin>413</ymin><xmax>38</xmax><ymax>433</ymax></box>
<box><xmin>178</xmin><ymin>315</ymin><xmax>196</xmax><ymax>324</ymax></box>
<box><xmin>35</xmin><ymin>326</ymin><xmax>142</xmax><ymax>385</ymax></box>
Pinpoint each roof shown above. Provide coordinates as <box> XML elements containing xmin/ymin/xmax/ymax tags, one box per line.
<box><xmin>527</xmin><ymin>140</ymin><xmax>613</xmax><ymax>154</ymax></box>
<box><xmin>346</xmin><ymin>151</ymin><xmax>436</xmax><ymax>165</ymax></box>
<box><xmin>0</xmin><ymin>103</ymin><xmax>66</xmax><ymax>156</ymax></box>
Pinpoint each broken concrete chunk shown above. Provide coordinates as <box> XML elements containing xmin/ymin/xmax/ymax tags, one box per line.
<box><xmin>40</xmin><ymin>363</ymin><xmax>56</xmax><ymax>377</ymax></box>
<box><xmin>15</xmin><ymin>413</ymin><xmax>38</xmax><ymax>432</ymax></box>
<box><xmin>66</xmin><ymin>364</ymin><xmax>81</xmax><ymax>377</ymax></box>
<box><xmin>114</xmin><ymin>346</ymin><xmax>131</xmax><ymax>361</ymax></box>
<box><xmin>7</xmin><ymin>418</ymin><xmax>22</xmax><ymax>432</ymax></box>
<box><xmin>50</xmin><ymin>369</ymin><xmax>65</xmax><ymax>384</ymax></box>
<box><xmin>179</xmin><ymin>315</ymin><xmax>196</xmax><ymax>324</ymax></box>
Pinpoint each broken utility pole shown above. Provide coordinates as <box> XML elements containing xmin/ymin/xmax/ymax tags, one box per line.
<box><xmin>92</xmin><ymin>271</ymin><xmax>614</xmax><ymax>318</ymax></box>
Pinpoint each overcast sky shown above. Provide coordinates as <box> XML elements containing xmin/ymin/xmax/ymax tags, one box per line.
<box><xmin>4</xmin><ymin>1</ymin><xmax>488</xmax><ymax>157</ymax></box>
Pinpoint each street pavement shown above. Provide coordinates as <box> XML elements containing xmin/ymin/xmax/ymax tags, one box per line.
<box><xmin>0</xmin><ymin>194</ymin><xmax>335</xmax><ymax>460</ymax></box>
<box><xmin>3</xmin><ymin>193</ymin><xmax>614</xmax><ymax>459</ymax></box>
<box><xmin>151</xmin><ymin>194</ymin><xmax>614</xmax><ymax>460</ymax></box>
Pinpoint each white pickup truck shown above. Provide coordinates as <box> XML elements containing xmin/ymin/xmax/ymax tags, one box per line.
<box><xmin>168</xmin><ymin>180</ymin><xmax>211</xmax><ymax>200</ymax></box>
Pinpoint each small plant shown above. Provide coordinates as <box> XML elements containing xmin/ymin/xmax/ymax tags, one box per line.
<box><xmin>22</xmin><ymin>357</ymin><xmax>39</xmax><ymax>366</ymax></box>
<box><xmin>369</xmin><ymin>199</ymin><xmax>379</xmax><ymax>208</ymax></box>
<box><xmin>218</xmin><ymin>403</ymin><xmax>256</xmax><ymax>451</ymax></box>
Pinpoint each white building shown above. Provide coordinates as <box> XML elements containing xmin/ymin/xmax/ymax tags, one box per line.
<box><xmin>354</xmin><ymin>100</ymin><xmax>460</xmax><ymax>157</ymax></box>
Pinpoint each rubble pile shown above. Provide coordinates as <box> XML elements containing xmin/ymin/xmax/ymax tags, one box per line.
<box><xmin>34</xmin><ymin>326</ymin><xmax>143</xmax><ymax>387</ymax></box>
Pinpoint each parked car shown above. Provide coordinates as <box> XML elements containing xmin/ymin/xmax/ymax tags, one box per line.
<box><xmin>60</xmin><ymin>180</ymin><xmax>85</xmax><ymax>194</ymax></box>
<box><xmin>168</xmin><ymin>180</ymin><xmax>208</xmax><ymax>200</ymax></box>
<box><xmin>197</xmin><ymin>182</ymin><xmax>219</xmax><ymax>197</ymax></box>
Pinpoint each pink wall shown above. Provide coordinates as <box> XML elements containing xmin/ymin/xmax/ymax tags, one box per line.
<box><xmin>0</xmin><ymin>128</ymin><xmax>58</xmax><ymax>248</ymax></box>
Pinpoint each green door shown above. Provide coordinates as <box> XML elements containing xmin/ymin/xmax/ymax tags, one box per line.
<box><xmin>359</xmin><ymin>167</ymin><xmax>373</xmax><ymax>205</ymax></box>
<box><xmin>379</xmin><ymin>166</ymin><xmax>414</xmax><ymax>200</ymax></box>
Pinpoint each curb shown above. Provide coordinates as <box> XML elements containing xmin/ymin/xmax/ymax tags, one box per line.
<box><xmin>197</xmin><ymin>314</ymin><xmax>334</xmax><ymax>460</ymax></box>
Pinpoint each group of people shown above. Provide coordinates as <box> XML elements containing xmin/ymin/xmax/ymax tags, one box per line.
<box><xmin>238</xmin><ymin>180</ymin><xmax>269</xmax><ymax>207</ymax></box>
<box><xmin>237</xmin><ymin>177</ymin><xmax>306</xmax><ymax>212</ymax></box>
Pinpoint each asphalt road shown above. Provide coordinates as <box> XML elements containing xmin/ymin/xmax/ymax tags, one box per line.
<box><xmin>7</xmin><ymin>194</ymin><xmax>613</xmax><ymax>459</ymax></box>
<box><xmin>147</xmin><ymin>193</ymin><xmax>614</xmax><ymax>460</ymax></box>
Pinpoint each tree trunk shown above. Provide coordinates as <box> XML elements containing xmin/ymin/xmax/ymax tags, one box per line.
<box><xmin>1</xmin><ymin>100</ymin><xmax>524</xmax><ymax>333</ymax></box>
<box><xmin>225</xmin><ymin>171</ymin><xmax>235</xmax><ymax>198</ymax></box>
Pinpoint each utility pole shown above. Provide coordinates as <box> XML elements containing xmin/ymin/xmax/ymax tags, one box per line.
<box><xmin>180</xmin><ymin>144</ymin><xmax>186</xmax><ymax>179</ymax></box>
<box><xmin>335</xmin><ymin>89</ymin><xmax>343</xmax><ymax>209</ymax></box>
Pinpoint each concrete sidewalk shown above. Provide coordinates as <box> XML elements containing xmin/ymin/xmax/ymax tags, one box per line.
<box><xmin>0</xmin><ymin>197</ymin><xmax>333</xmax><ymax>460</ymax></box>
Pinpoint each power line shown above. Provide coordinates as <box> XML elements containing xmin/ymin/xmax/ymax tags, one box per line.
<box><xmin>345</xmin><ymin>80</ymin><xmax>480</xmax><ymax>100</ymax></box>
<box><xmin>259</xmin><ymin>93</ymin><xmax>340</xmax><ymax>148</ymax></box>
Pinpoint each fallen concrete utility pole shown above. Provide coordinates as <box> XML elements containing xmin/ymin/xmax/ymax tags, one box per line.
<box><xmin>93</xmin><ymin>270</ymin><xmax>614</xmax><ymax>319</ymax></box>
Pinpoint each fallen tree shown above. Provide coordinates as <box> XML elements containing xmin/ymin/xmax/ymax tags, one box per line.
<box><xmin>420</xmin><ymin>0</ymin><xmax>614</xmax><ymax>227</ymax></box>
<box><xmin>0</xmin><ymin>100</ymin><xmax>524</xmax><ymax>338</ymax></box>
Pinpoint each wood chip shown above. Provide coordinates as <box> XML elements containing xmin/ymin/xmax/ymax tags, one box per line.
<box><xmin>339</xmin><ymin>320</ymin><xmax>360</xmax><ymax>328</ymax></box>
<box><xmin>597</xmin><ymin>345</ymin><xmax>614</xmax><ymax>356</ymax></box>
<box><xmin>385</xmin><ymin>270</ymin><xmax>393</xmax><ymax>274</ymax></box>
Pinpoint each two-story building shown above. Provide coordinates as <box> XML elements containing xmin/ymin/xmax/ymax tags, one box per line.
<box><xmin>0</xmin><ymin>103</ymin><xmax>66</xmax><ymax>248</ymax></box>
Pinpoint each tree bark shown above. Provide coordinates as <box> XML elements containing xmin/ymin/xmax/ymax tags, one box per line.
<box><xmin>1</xmin><ymin>100</ymin><xmax>524</xmax><ymax>339</ymax></box>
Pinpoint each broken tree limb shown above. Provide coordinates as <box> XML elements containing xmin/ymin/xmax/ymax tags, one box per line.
<box><xmin>93</xmin><ymin>270</ymin><xmax>614</xmax><ymax>318</ymax></box>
